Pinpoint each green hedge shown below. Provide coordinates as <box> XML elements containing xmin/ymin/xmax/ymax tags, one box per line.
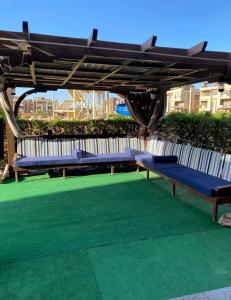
<box><xmin>18</xmin><ymin>118</ymin><xmax>139</xmax><ymax>136</ymax></box>
<box><xmin>16</xmin><ymin>112</ymin><xmax>231</xmax><ymax>153</ymax></box>
<box><xmin>161</xmin><ymin>112</ymin><xmax>231</xmax><ymax>153</ymax></box>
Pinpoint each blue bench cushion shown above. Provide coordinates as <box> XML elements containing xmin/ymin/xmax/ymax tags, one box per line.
<box><xmin>142</xmin><ymin>159</ymin><xmax>231</xmax><ymax>197</ymax></box>
<box><xmin>135</xmin><ymin>151</ymin><xmax>154</xmax><ymax>163</ymax></box>
<box><xmin>135</xmin><ymin>153</ymin><xmax>177</xmax><ymax>164</ymax></box>
<box><xmin>153</xmin><ymin>155</ymin><xmax>178</xmax><ymax>163</ymax></box>
<box><xmin>79</xmin><ymin>153</ymin><xmax>135</xmax><ymax>164</ymax></box>
<box><xmin>14</xmin><ymin>152</ymin><xmax>135</xmax><ymax>168</ymax></box>
<box><xmin>14</xmin><ymin>155</ymin><xmax>78</xmax><ymax>167</ymax></box>
<box><xmin>72</xmin><ymin>149</ymin><xmax>83</xmax><ymax>158</ymax></box>
<box><xmin>124</xmin><ymin>147</ymin><xmax>136</xmax><ymax>156</ymax></box>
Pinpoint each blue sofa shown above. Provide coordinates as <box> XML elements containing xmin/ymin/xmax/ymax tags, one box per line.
<box><xmin>13</xmin><ymin>148</ymin><xmax>231</xmax><ymax>221</ymax></box>
<box><xmin>13</xmin><ymin>148</ymin><xmax>136</xmax><ymax>181</ymax></box>
<box><xmin>137</xmin><ymin>155</ymin><xmax>231</xmax><ymax>222</ymax></box>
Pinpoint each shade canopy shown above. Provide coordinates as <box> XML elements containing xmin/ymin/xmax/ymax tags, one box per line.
<box><xmin>0</xmin><ymin>21</ymin><xmax>230</xmax><ymax>93</ymax></box>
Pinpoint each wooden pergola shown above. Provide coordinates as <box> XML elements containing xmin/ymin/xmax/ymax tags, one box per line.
<box><xmin>0</xmin><ymin>21</ymin><xmax>230</xmax><ymax>96</ymax></box>
<box><xmin>0</xmin><ymin>21</ymin><xmax>230</xmax><ymax>169</ymax></box>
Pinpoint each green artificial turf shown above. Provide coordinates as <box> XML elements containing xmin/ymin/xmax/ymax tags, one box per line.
<box><xmin>0</xmin><ymin>172</ymin><xmax>230</xmax><ymax>299</ymax></box>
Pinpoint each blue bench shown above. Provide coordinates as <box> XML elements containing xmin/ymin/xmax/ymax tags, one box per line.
<box><xmin>13</xmin><ymin>147</ymin><xmax>231</xmax><ymax>221</ymax></box>
<box><xmin>13</xmin><ymin>148</ymin><xmax>136</xmax><ymax>181</ymax></box>
<box><xmin>137</xmin><ymin>155</ymin><xmax>231</xmax><ymax>222</ymax></box>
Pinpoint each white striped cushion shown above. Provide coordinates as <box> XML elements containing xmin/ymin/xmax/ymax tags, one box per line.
<box><xmin>146</xmin><ymin>138</ymin><xmax>156</xmax><ymax>154</ymax></box>
<box><xmin>154</xmin><ymin>140</ymin><xmax>167</xmax><ymax>155</ymax></box>
<box><xmin>96</xmin><ymin>138</ymin><xmax>109</xmax><ymax>154</ymax></box>
<box><xmin>146</xmin><ymin>136</ymin><xmax>158</xmax><ymax>153</ymax></box>
<box><xmin>117</xmin><ymin>138</ymin><xmax>129</xmax><ymax>153</ymax></box>
<box><xmin>47</xmin><ymin>140</ymin><xmax>58</xmax><ymax>156</ymax></box>
<box><xmin>197</xmin><ymin>149</ymin><xmax>212</xmax><ymax>173</ymax></box>
<box><xmin>163</xmin><ymin>142</ymin><xmax>175</xmax><ymax>155</ymax></box>
<box><xmin>147</xmin><ymin>139</ymin><xmax>176</xmax><ymax>156</ymax></box>
<box><xmin>220</xmin><ymin>154</ymin><xmax>231</xmax><ymax>181</ymax></box>
<box><xmin>129</xmin><ymin>137</ymin><xmax>145</xmax><ymax>151</ymax></box>
<box><xmin>84</xmin><ymin>139</ymin><xmax>98</xmax><ymax>154</ymax></box>
<box><xmin>178</xmin><ymin>144</ymin><xmax>193</xmax><ymax>167</ymax></box>
<box><xmin>187</xmin><ymin>146</ymin><xmax>202</xmax><ymax>170</ymax></box>
<box><xmin>17</xmin><ymin>139</ymin><xmax>33</xmax><ymax>157</ymax></box>
<box><xmin>207</xmin><ymin>151</ymin><xmax>225</xmax><ymax>178</ymax></box>
<box><xmin>172</xmin><ymin>143</ymin><xmax>183</xmax><ymax>160</ymax></box>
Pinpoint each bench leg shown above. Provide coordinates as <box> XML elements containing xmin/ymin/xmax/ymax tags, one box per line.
<box><xmin>15</xmin><ymin>170</ymin><xmax>19</xmax><ymax>182</ymax></box>
<box><xmin>63</xmin><ymin>168</ymin><xmax>66</xmax><ymax>178</ymax></box>
<box><xmin>172</xmin><ymin>184</ymin><xmax>176</xmax><ymax>196</ymax></box>
<box><xmin>212</xmin><ymin>201</ymin><xmax>218</xmax><ymax>223</ymax></box>
<box><xmin>146</xmin><ymin>170</ymin><xmax>149</xmax><ymax>180</ymax></box>
<box><xmin>111</xmin><ymin>166</ymin><xmax>115</xmax><ymax>175</ymax></box>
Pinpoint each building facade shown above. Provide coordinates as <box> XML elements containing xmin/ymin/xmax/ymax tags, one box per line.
<box><xmin>166</xmin><ymin>85</ymin><xmax>200</xmax><ymax>113</ymax></box>
<box><xmin>199</xmin><ymin>83</ymin><xmax>231</xmax><ymax>113</ymax></box>
<box><xmin>13</xmin><ymin>96</ymin><xmax>56</xmax><ymax>116</ymax></box>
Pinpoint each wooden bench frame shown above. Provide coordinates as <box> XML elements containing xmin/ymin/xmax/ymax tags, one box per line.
<box><xmin>137</xmin><ymin>162</ymin><xmax>231</xmax><ymax>222</ymax></box>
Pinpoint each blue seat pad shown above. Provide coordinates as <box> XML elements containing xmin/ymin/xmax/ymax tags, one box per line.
<box><xmin>135</xmin><ymin>151</ymin><xmax>154</xmax><ymax>163</ymax></box>
<box><xmin>14</xmin><ymin>155</ymin><xmax>78</xmax><ymax>167</ymax></box>
<box><xmin>79</xmin><ymin>153</ymin><xmax>135</xmax><ymax>164</ymax></box>
<box><xmin>142</xmin><ymin>159</ymin><xmax>231</xmax><ymax>197</ymax></box>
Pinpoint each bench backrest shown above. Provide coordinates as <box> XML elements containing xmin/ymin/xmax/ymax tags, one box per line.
<box><xmin>17</xmin><ymin>137</ymin><xmax>145</xmax><ymax>158</ymax></box>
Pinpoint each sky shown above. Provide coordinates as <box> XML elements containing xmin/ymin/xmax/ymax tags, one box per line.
<box><xmin>1</xmin><ymin>0</ymin><xmax>231</xmax><ymax>101</ymax></box>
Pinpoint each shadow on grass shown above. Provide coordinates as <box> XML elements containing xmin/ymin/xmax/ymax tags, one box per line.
<box><xmin>0</xmin><ymin>172</ymin><xmax>223</xmax><ymax>265</ymax></box>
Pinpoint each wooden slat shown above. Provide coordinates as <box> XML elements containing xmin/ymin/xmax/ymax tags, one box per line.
<box><xmin>29</xmin><ymin>62</ymin><xmax>36</xmax><ymax>85</ymax></box>
<box><xmin>85</xmin><ymin>61</ymin><xmax>131</xmax><ymax>87</ymax></box>
<box><xmin>61</xmin><ymin>56</ymin><xmax>86</xmax><ymax>86</ymax></box>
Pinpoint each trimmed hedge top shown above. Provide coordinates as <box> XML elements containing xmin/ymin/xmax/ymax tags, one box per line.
<box><xmin>3</xmin><ymin>111</ymin><xmax>231</xmax><ymax>154</ymax></box>
<box><xmin>18</xmin><ymin>118</ymin><xmax>139</xmax><ymax>136</ymax></box>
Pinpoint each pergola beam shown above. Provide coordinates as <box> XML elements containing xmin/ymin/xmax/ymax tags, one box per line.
<box><xmin>87</xmin><ymin>29</ymin><xmax>98</xmax><ymax>46</ymax></box>
<box><xmin>0</xmin><ymin>23</ymin><xmax>230</xmax><ymax>92</ymax></box>
<box><xmin>141</xmin><ymin>36</ymin><xmax>157</xmax><ymax>52</ymax></box>
<box><xmin>22</xmin><ymin>21</ymin><xmax>30</xmax><ymax>40</ymax></box>
<box><xmin>188</xmin><ymin>41</ymin><xmax>208</xmax><ymax>57</ymax></box>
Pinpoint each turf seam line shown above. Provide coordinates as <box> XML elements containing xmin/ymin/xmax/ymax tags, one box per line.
<box><xmin>86</xmin><ymin>251</ymin><xmax>103</xmax><ymax>300</ymax></box>
<box><xmin>0</xmin><ymin>227</ymin><xmax>220</xmax><ymax>266</ymax></box>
